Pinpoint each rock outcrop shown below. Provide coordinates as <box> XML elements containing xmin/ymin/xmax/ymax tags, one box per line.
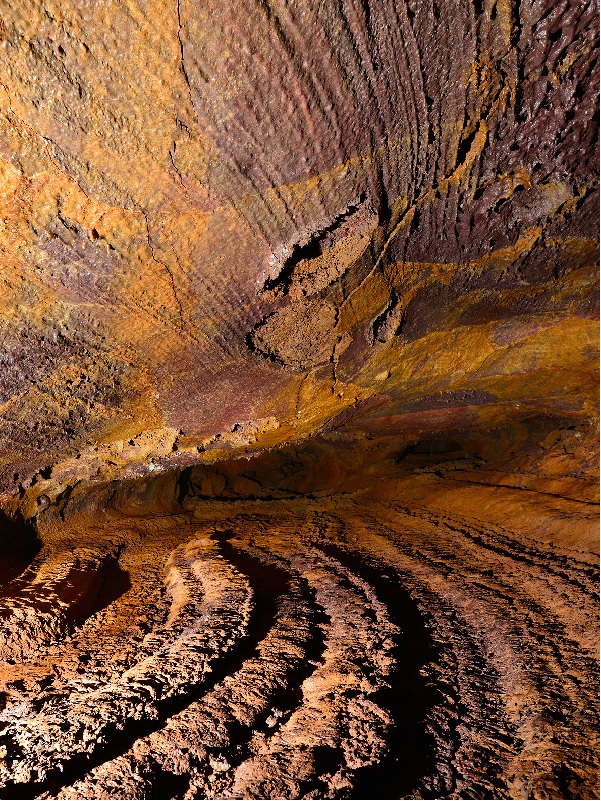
<box><xmin>0</xmin><ymin>0</ymin><xmax>598</xmax><ymax>798</ymax></box>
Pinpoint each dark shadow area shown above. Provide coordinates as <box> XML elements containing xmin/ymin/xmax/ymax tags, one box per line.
<box><xmin>91</xmin><ymin>555</ymin><xmax>132</xmax><ymax>616</ymax></box>
<box><xmin>319</xmin><ymin>543</ymin><xmax>443</xmax><ymax>800</ymax></box>
<box><xmin>0</xmin><ymin>510</ymin><xmax>41</xmax><ymax>588</ymax></box>
<box><xmin>144</xmin><ymin>767</ymin><xmax>190</xmax><ymax>800</ymax></box>
<box><xmin>56</xmin><ymin>555</ymin><xmax>132</xmax><ymax>625</ymax></box>
<box><xmin>0</xmin><ymin>545</ymin><xmax>131</xmax><ymax>627</ymax></box>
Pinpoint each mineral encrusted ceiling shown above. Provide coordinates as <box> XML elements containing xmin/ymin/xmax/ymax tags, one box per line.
<box><xmin>0</xmin><ymin>0</ymin><xmax>598</xmax><ymax>798</ymax></box>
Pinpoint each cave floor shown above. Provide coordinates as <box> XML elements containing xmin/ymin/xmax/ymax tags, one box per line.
<box><xmin>0</xmin><ymin>450</ymin><xmax>598</xmax><ymax>801</ymax></box>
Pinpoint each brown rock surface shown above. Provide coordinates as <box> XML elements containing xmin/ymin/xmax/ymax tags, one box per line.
<box><xmin>0</xmin><ymin>0</ymin><xmax>598</xmax><ymax>798</ymax></box>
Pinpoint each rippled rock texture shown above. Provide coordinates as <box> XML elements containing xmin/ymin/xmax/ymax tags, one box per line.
<box><xmin>0</xmin><ymin>426</ymin><xmax>599</xmax><ymax>799</ymax></box>
<box><xmin>0</xmin><ymin>0</ymin><xmax>599</xmax><ymax>798</ymax></box>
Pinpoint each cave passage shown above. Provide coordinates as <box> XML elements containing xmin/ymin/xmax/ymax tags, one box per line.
<box><xmin>0</xmin><ymin>0</ymin><xmax>598</xmax><ymax>797</ymax></box>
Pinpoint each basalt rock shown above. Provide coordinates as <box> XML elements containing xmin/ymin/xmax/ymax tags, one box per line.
<box><xmin>0</xmin><ymin>0</ymin><xmax>598</xmax><ymax>799</ymax></box>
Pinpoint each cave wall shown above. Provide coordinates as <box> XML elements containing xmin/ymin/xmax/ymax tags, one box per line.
<box><xmin>0</xmin><ymin>0</ymin><xmax>597</xmax><ymax>498</ymax></box>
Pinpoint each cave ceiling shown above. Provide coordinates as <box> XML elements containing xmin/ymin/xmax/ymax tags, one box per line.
<box><xmin>0</xmin><ymin>0</ymin><xmax>596</xmax><ymax>497</ymax></box>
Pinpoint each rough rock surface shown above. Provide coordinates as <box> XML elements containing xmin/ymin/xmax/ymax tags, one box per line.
<box><xmin>0</xmin><ymin>0</ymin><xmax>598</xmax><ymax>494</ymax></box>
<box><xmin>0</xmin><ymin>0</ymin><xmax>598</xmax><ymax>798</ymax></box>
<box><xmin>0</xmin><ymin>430</ymin><xmax>599</xmax><ymax>799</ymax></box>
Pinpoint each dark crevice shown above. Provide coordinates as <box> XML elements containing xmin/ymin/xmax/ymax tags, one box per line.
<box><xmin>455</xmin><ymin>126</ymin><xmax>479</xmax><ymax>169</ymax></box>
<box><xmin>371</xmin><ymin>289</ymin><xmax>404</xmax><ymax>344</ymax></box>
<box><xmin>317</xmin><ymin>543</ymin><xmax>443</xmax><ymax>799</ymax></box>
<box><xmin>245</xmin><ymin>326</ymin><xmax>284</xmax><ymax>364</ymax></box>
<box><xmin>145</xmin><ymin>767</ymin><xmax>190</xmax><ymax>800</ymax></box>
<box><xmin>0</xmin><ymin>511</ymin><xmax>41</xmax><ymax>587</ymax></box>
<box><xmin>262</xmin><ymin>193</ymin><xmax>369</xmax><ymax>295</ymax></box>
<box><xmin>176</xmin><ymin>465</ymin><xmax>193</xmax><ymax>504</ymax></box>
<box><xmin>314</xmin><ymin>744</ymin><xmax>346</xmax><ymax>794</ymax></box>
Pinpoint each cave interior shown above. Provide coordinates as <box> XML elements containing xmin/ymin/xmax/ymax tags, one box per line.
<box><xmin>0</xmin><ymin>0</ymin><xmax>598</xmax><ymax>799</ymax></box>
